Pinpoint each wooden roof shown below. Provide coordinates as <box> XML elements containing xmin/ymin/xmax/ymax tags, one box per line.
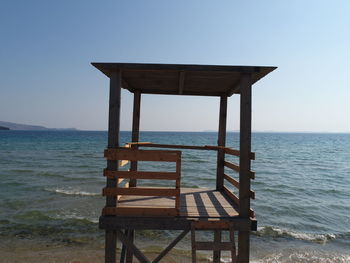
<box><xmin>92</xmin><ymin>62</ymin><xmax>276</xmax><ymax>97</ymax></box>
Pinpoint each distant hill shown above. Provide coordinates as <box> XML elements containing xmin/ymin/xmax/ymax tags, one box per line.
<box><xmin>0</xmin><ymin>121</ymin><xmax>78</xmax><ymax>131</ymax></box>
<box><xmin>0</xmin><ymin>126</ymin><xmax>10</xmax><ymax>130</ymax></box>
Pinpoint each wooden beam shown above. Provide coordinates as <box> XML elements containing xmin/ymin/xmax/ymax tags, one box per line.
<box><xmin>100</xmin><ymin>216</ymin><xmax>253</xmax><ymax>231</ymax></box>
<box><xmin>224</xmin><ymin>173</ymin><xmax>240</xmax><ymax>188</ymax></box>
<box><xmin>238</xmin><ymin>73</ymin><xmax>252</xmax><ymax>263</ymax></box>
<box><xmin>105</xmin><ymin>70</ymin><xmax>122</xmax><ymax>263</ymax></box>
<box><xmin>178</xmin><ymin>71</ymin><xmax>185</xmax><ymax>94</ymax></box>
<box><xmin>103</xmin><ymin>207</ymin><xmax>178</xmax><ymax>217</ymax></box>
<box><xmin>116</xmin><ymin>229</ymin><xmax>151</xmax><ymax>263</ymax></box>
<box><xmin>213</xmin><ymin>230</ymin><xmax>222</xmax><ymax>262</ymax></box>
<box><xmin>238</xmin><ymin>73</ymin><xmax>252</xmax><ymax>218</ymax></box>
<box><xmin>216</xmin><ymin>96</ymin><xmax>227</xmax><ymax>191</ymax></box>
<box><xmin>223</xmin><ymin>186</ymin><xmax>240</xmax><ymax>206</ymax></box>
<box><xmin>119</xmin><ymin>229</ymin><xmax>128</xmax><ymax>263</ymax></box>
<box><xmin>103</xmin><ymin>187</ymin><xmax>179</xmax><ymax>197</ymax></box>
<box><xmin>105</xmin><ymin>148</ymin><xmax>181</xmax><ymax>162</ymax></box>
<box><xmin>226</xmin><ymin>78</ymin><xmax>241</xmax><ymax>96</ymax></box>
<box><xmin>152</xmin><ymin>229</ymin><xmax>190</xmax><ymax>263</ymax></box>
<box><xmin>130</xmin><ymin>90</ymin><xmax>141</xmax><ymax>188</ymax></box>
<box><xmin>224</xmin><ymin>161</ymin><xmax>240</xmax><ymax>173</ymax></box>
<box><xmin>104</xmin><ymin>170</ymin><xmax>179</xmax><ymax>180</ymax></box>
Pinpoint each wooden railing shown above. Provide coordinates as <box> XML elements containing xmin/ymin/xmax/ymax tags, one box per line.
<box><xmin>222</xmin><ymin>149</ymin><xmax>255</xmax><ymax>218</ymax></box>
<box><xmin>105</xmin><ymin>142</ymin><xmax>256</xmax><ymax>218</ymax></box>
<box><xmin>103</xmin><ymin>147</ymin><xmax>181</xmax><ymax>216</ymax></box>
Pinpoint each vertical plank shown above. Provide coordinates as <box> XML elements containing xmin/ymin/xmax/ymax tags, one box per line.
<box><xmin>237</xmin><ymin>231</ymin><xmax>249</xmax><ymax>263</ymax></box>
<box><xmin>216</xmin><ymin>96</ymin><xmax>227</xmax><ymax>190</ymax></box>
<box><xmin>119</xmin><ymin>230</ymin><xmax>129</xmax><ymax>263</ymax></box>
<box><xmin>125</xmin><ymin>230</ymin><xmax>134</xmax><ymax>263</ymax></box>
<box><xmin>191</xmin><ymin>224</ymin><xmax>197</xmax><ymax>263</ymax></box>
<box><xmin>106</xmin><ymin>230</ymin><xmax>118</xmax><ymax>263</ymax></box>
<box><xmin>126</xmin><ymin>91</ymin><xmax>141</xmax><ymax>263</ymax></box>
<box><xmin>238</xmin><ymin>73</ymin><xmax>252</xmax><ymax>263</ymax></box>
<box><xmin>129</xmin><ymin>90</ymin><xmax>141</xmax><ymax>187</ymax></box>
<box><xmin>213</xmin><ymin>230</ymin><xmax>221</xmax><ymax>263</ymax></box>
<box><xmin>106</xmin><ymin>70</ymin><xmax>122</xmax><ymax>263</ymax></box>
<box><xmin>229</xmin><ymin>225</ymin><xmax>237</xmax><ymax>263</ymax></box>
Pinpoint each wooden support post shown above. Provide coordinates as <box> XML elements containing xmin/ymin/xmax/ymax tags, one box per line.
<box><xmin>216</xmin><ymin>96</ymin><xmax>227</xmax><ymax>190</ymax></box>
<box><xmin>119</xmin><ymin>230</ymin><xmax>129</xmax><ymax>263</ymax></box>
<box><xmin>125</xmin><ymin>91</ymin><xmax>141</xmax><ymax>263</ymax></box>
<box><xmin>106</xmin><ymin>70</ymin><xmax>122</xmax><ymax>263</ymax></box>
<box><xmin>213</xmin><ymin>230</ymin><xmax>222</xmax><ymax>263</ymax></box>
<box><xmin>129</xmin><ymin>90</ymin><xmax>141</xmax><ymax>187</ymax></box>
<box><xmin>238</xmin><ymin>73</ymin><xmax>252</xmax><ymax>263</ymax></box>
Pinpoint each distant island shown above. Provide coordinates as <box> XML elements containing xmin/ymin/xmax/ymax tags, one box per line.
<box><xmin>0</xmin><ymin>121</ymin><xmax>78</xmax><ymax>131</ymax></box>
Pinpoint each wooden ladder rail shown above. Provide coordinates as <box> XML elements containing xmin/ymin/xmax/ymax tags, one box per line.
<box><xmin>191</xmin><ymin>222</ymin><xmax>237</xmax><ymax>263</ymax></box>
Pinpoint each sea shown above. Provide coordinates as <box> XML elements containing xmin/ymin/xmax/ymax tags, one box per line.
<box><xmin>0</xmin><ymin>131</ymin><xmax>349</xmax><ymax>262</ymax></box>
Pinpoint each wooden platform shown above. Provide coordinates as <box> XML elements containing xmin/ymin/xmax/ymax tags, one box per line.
<box><xmin>99</xmin><ymin>188</ymin><xmax>256</xmax><ymax>232</ymax></box>
<box><xmin>118</xmin><ymin>188</ymin><xmax>239</xmax><ymax>218</ymax></box>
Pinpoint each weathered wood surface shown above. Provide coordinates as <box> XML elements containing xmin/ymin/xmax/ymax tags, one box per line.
<box><xmin>152</xmin><ymin>228</ymin><xmax>190</xmax><ymax>263</ymax></box>
<box><xmin>100</xmin><ymin>216</ymin><xmax>255</xmax><ymax>231</ymax></box>
<box><xmin>130</xmin><ymin>91</ymin><xmax>141</xmax><ymax>189</ymax></box>
<box><xmin>105</xmin><ymin>148</ymin><xmax>181</xmax><ymax>162</ymax></box>
<box><xmin>104</xmin><ymin>148</ymin><xmax>181</xmax><ymax>218</ymax></box>
<box><xmin>128</xmin><ymin>142</ymin><xmax>255</xmax><ymax>159</ymax></box>
<box><xmin>224</xmin><ymin>174</ymin><xmax>240</xmax><ymax>188</ymax></box>
<box><xmin>103</xmin><ymin>187</ymin><xmax>180</xmax><ymax>197</ymax></box>
<box><xmin>103</xmin><ymin>207</ymin><xmax>178</xmax><ymax>217</ymax></box>
<box><xmin>216</xmin><ymin>95</ymin><xmax>227</xmax><ymax>191</ymax></box>
<box><xmin>92</xmin><ymin>62</ymin><xmax>276</xmax><ymax>98</ymax></box>
<box><xmin>107</xmin><ymin>188</ymin><xmax>240</xmax><ymax>218</ymax></box>
<box><xmin>105</xmin><ymin>70</ymin><xmax>121</xmax><ymax>263</ymax></box>
<box><xmin>238</xmin><ymin>73</ymin><xmax>252</xmax><ymax>263</ymax></box>
<box><xmin>104</xmin><ymin>170</ymin><xmax>179</xmax><ymax>180</ymax></box>
<box><xmin>224</xmin><ymin>161</ymin><xmax>255</xmax><ymax>179</ymax></box>
<box><xmin>224</xmin><ymin>161</ymin><xmax>240</xmax><ymax>173</ymax></box>
<box><xmin>223</xmin><ymin>186</ymin><xmax>240</xmax><ymax>206</ymax></box>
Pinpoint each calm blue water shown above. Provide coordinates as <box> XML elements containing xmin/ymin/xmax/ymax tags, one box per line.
<box><xmin>0</xmin><ymin>131</ymin><xmax>349</xmax><ymax>262</ymax></box>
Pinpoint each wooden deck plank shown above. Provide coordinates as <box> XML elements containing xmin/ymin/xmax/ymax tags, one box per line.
<box><xmin>116</xmin><ymin>188</ymin><xmax>239</xmax><ymax>218</ymax></box>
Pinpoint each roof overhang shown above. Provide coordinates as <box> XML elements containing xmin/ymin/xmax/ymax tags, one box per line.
<box><xmin>92</xmin><ymin>62</ymin><xmax>277</xmax><ymax>96</ymax></box>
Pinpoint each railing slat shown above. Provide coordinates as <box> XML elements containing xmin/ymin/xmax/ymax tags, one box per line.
<box><xmin>103</xmin><ymin>187</ymin><xmax>180</xmax><ymax>197</ymax></box>
<box><xmin>223</xmin><ymin>173</ymin><xmax>240</xmax><ymax>188</ymax></box>
<box><xmin>105</xmin><ymin>148</ymin><xmax>181</xmax><ymax>162</ymax></box>
<box><xmin>224</xmin><ymin>161</ymin><xmax>240</xmax><ymax>172</ymax></box>
<box><xmin>103</xmin><ymin>207</ymin><xmax>178</xmax><ymax>216</ymax></box>
<box><xmin>223</xmin><ymin>186</ymin><xmax>240</xmax><ymax>205</ymax></box>
<box><xmin>104</xmin><ymin>170</ymin><xmax>179</xmax><ymax>180</ymax></box>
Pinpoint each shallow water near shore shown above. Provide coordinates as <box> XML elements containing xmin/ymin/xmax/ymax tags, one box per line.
<box><xmin>0</xmin><ymin>131</ymin><xmax>349</xmax><ymax>262</ymax></box>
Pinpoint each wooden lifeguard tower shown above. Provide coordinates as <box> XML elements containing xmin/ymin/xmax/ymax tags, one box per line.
<box><xmin>92</xmin><ymin>62</ymin><xmax>276</xmax><ymax>263</ymax></box>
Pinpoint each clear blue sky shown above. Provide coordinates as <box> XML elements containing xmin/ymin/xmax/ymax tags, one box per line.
<box><xmin>1</xmin><ymin>1</ymin><xmax>349</xmax><ymax>132</ymax></box>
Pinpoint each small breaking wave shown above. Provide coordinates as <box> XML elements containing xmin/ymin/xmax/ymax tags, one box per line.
<box><xmin>253</xmin><ymin>250</ymin><xmax>350</xmax><ymax>263</ymax></box>
<box><xmin>46</xmin><ymin>188</ymin><xmax>100</xmax><ymax>196</ymax></box>
<box><xmin>255</xmin><ymin>226</ymin><xmax>336</xmax><ymax>243</ymax></box>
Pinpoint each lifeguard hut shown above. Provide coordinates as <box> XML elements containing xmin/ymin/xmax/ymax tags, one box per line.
<box><xmin>92</xmin><ymin>62</ymin><xmax>276</xmax><ymax>263</ymax></box>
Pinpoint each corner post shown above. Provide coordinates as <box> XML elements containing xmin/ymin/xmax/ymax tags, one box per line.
<box><xmin>125</xmin><ymin>90</ymin><xmax>141</xmax><ymax>263</ymax></box>
<box><xmin>216</xmin><ymin>95</ymin><xmax>227</xmax><ymax>190</ymax></box>
<box><xmin>238</xmin><ymin>73</ymin><xmax>252</xmax><ymax>263</ymax></box>
<box><xmin>129</xmin><ymin>90</ymin><xmax>141</xmax><ymax>187</ymax></box>
<box><xmin>105</xmin><ymin>70</ymin><xmax>122</xmax><ymax>263</ymax></box>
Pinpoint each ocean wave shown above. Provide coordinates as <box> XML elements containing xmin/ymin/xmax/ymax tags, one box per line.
<box><xmin>46</xmin><ymin>188</ymin><xmax>100</xmax><ymax>196</ymax></box>
<box><xmin>253</xmin><ymin>250</ymin><xmax>350</xmax><ymax>263</ymax></box>
<box><xmin>255</xmin><ymin>226</ymin><xmax>336</xmax><ymax>243</ymax></box>
<box><xmin>53</xmin><ymin>212</ymin><xmax>99</xmax><ymax>224</ymax></box>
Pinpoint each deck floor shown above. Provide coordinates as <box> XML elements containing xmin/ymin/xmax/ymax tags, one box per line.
<box><xmin>118</xmin><ymin>188</ymin><xmax>239</xmax><ymax>218</ymax></box>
